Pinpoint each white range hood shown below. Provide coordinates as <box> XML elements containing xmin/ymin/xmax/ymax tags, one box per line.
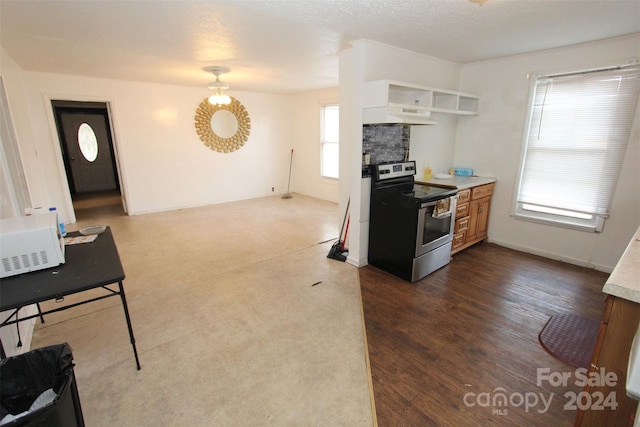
<box><xmin>363</xmin><ymin>106</ymin><xmax>437</xmax><ymax>125</ymax></box>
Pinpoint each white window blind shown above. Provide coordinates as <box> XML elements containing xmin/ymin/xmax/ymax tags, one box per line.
<box><xmin>515</xmin><ymin>63</ymin><xmax>640</xmax><ymax>232</ymax></box>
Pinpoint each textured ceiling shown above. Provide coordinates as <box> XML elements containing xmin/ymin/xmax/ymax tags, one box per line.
<box><xmin>1</xmin><ymin>0</ymin><xmax>639</xmax><ymax>94</ymax></box>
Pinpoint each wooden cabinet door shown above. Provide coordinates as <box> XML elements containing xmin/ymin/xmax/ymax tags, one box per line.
<box><xmin>467</xmin><ymin>199</ymin><xmax>480</xmax><ymax>242</ymax></box>
<box><xmin>575</xmin><ymin>297</ymin><xmax>640</xmax><ymax>426</ymax></box>
<box><xmin>467</xmin><ymin>197</ymin><xmax>490</xmax><ymax>243</ymax></box>
<box><xmin>476</xmin><ymin>197</ymin><xmax>490</xmax><ymax>240</ymax></box>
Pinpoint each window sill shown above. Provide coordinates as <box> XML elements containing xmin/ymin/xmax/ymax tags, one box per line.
<box><xmin>512</xmin><ymin>211</ymin><xmax>601</xmax><ymax>233</ymax></box>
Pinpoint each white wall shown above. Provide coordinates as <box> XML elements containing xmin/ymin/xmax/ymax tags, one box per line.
<box><xmin>0</xmin><ymin>49</ymin><xmax>46</xmax><ymax>210</ymax></box>
<box><xmin>409</xmin><ymin>114</ymin><xmax>460</xmax><ymax>177</ymax></box>
<box><xmin>289</xmin><ymin>87</ymin><xmax>340</xmax><ymax>203</ymax></box>
<box><xmin>2</xmin><ymin>62</ymin><xmax>341</xmax><ymax>222</ymax></box>
<box><xmin>456</xmin><ymin>34</ymin><xmax>640</xmax><ymax>271</ymax></box>
<box><xmin>360</xmin><ymin>40</ymin><xmax>461</xmax><ymax>88</ymax></box>
<box><xmin>26</xmin><ymin>72</ymin><xmax>296</xmax><ymax>219</ymax></box>
<box><xmin>1</xmin><ymin>48</ymin><xmax>337</xmax><ymax>224</ymax></box>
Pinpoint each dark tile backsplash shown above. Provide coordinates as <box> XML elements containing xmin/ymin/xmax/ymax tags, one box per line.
<box><xmin>362</xmin><ymin>124</ymin><xmax>410</xmax><ymax>177</ymax></box>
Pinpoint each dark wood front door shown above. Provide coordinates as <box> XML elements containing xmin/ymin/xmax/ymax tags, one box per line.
<box><xmin>53</xmin><ymin>102</ymin><xmax>119</xmax><ymax>194</ymax></box>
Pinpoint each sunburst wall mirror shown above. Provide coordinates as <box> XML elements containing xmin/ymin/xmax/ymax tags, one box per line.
<box><xmin>194</xmin><ymin>67</ymin><xmax>251</xmax><ymax>153</ymax></box>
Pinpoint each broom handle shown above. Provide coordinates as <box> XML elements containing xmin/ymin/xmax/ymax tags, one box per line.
<box><xmin>341</xmin><ymin>215</ymin><xmax>350</xmax><ymax>251</ymax></box>
<box><xmin>286</xmin><ymin>148</ymin><xmax>293</xmax><ymax>193</ymax></box>
<box><xmin>339</xmin><ymin>198</ymin><xmax>350</xmax><ymax>240</ymax></box>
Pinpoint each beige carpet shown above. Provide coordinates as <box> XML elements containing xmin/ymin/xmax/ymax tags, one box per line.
<box><xmin>30</xmin><ymin>194</ymin><xmax>375</xmax><ymax>426</ymax></box>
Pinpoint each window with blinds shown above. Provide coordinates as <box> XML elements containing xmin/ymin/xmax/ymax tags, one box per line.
<box><xmin>514</xmin><ymin>62</ymin><xmax>640</xmax><ymax>232</ymax></box>
<box><xmin>321</xmin><ymin>104</ymin><xmax>339</xmax><ymax>179</ymax></box>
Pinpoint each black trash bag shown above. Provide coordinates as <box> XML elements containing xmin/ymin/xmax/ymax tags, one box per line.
<box><xmin>0</xmin><ymin>343</ymin><xmax>74</xmax><ymax>421</ymax></box>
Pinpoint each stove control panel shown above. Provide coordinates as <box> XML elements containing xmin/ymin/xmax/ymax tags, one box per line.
<box><xmin>374</xmin><ymin>161</ymin><xmax>416</xmax><ymax>181</ymax></box>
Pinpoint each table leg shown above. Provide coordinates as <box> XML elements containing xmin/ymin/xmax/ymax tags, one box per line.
<box><xmin>36</xmin><ymin>303</ymin><xmax>45</xmax><ymax>323</ymax></box>
<box><xmin>118</xmin><ymin>282</ymin><xmax>141</xmax><ymax>370</ymax></box>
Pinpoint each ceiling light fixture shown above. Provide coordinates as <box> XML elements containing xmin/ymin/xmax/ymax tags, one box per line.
<box><xmin>205</xmin><ymin>66</ymin><xmax>231</xmax><ymax>106</ymax></box>
<box><xmin>469</xmin><ymin>0</ymin><xmax>488</xmax><ymax>5</ymax></box>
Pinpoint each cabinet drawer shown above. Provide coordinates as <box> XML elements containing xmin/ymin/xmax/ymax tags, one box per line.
<box><xmin>458</xmin><ymin>189</ymin><xmax>471</xmax><ymax>203</ymax></box>
<box><xmin>455</xmin><ymin>216</ymin><xmax>469</xmax><ymax>233</ymax></box>
<box><xmin>452</xmin><ymin>232</ymin><xmax>466</xmax><ymax>249</ymax></box>
<box><xmin>471</xmin><ymin>183</ymin><xmax>494</xmax><ymax>200</ymax></box>
<box><xmin>456</xmin><ymin>202</ymin><xmax>469</xmax><ymax>218</ymax></box>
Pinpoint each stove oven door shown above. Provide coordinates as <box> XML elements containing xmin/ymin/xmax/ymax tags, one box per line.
<box><xmin>415</xmin><ymin>195</ymin><xmax>457</xmax><ymax>256</ymax></box>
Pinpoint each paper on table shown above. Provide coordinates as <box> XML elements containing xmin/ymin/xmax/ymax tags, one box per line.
<box><xmin>64</xmin><ymin>235</ymin><xmax>98</xmax><ymax>245</ymax></box>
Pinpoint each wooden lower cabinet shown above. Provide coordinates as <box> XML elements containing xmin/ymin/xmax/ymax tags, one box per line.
<box><xmin>452</xmin><ymin>183</ymin><xmax>493</xmax><ymax>254</ymax></box>
<box><xmin>575</xmin><ymin>296</ymin><xmax>640</xmax><ymax>426</ymax></box>
<box><xmin>467</xmin><ymin>196</ymin><xmax>490</xmax><ymax>242</ymax></box>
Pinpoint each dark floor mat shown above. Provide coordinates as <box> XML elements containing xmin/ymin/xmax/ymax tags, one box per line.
<box><xmin>539</xmin><ymin>313</ymin><xmax>600</xmax><ymax>369</ymax></box>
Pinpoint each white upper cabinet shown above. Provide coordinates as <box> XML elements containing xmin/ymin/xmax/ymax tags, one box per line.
<box><xmin>363</xmin><ymin>80</ymin><xmax>479</xmax><ymax>124</ymax></box>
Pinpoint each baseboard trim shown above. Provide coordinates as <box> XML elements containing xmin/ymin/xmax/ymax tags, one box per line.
<box><xmin>487</xmin><ymin>238</ymin><xmax>613</xmax><ymax>273</ymax></box>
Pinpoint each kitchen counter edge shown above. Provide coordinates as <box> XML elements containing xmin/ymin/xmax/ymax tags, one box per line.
<box><xmin>416</xmin><ymin>176</ymin><xmax>497</xmax><ymax>190</ymax></box>
<box><xmin>602</xmin><ymin>225</ymin><xmax>640</xmax><ymax>303</ymax></box>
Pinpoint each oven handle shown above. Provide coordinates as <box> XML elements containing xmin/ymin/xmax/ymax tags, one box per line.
<box><xmin>420</xmin><ymin>200</ymin><xmax>438</xmax><ymax>209</ymax></box>
<box><xmin>433</xmin><ymin>211</ymin><xmax>453</xmax><ymax>219</ymax></box>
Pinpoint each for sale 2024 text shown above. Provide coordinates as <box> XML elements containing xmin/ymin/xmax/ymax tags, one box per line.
<box><xmin>463</xmin><ymin>367</ymin><xmax>619</xmax><ymax>416</ymax></box>
<box><xmin>537</xmin><ymin>367</ymin><xmax>618</xmax><ymax>411</ymax></box>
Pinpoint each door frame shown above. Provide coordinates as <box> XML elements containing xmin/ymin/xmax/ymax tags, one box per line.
<box><xmin>52</xmin><ymin>101</ymin><xmax>120</xmax><ymax>194</ymax></box>
<box><xmin>44</xmin><ymin>95</ymin><xmax>128</xmax><ymax>224</ymax></box>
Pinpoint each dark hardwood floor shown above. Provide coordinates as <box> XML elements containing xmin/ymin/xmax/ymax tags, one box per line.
<box><xmin>360</xmin><ymin>242</ymin><xmax>608</xmax><ymax>427</ymax></box>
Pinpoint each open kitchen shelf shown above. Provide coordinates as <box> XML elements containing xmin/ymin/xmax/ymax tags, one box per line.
<box><xmin>363</xmin><ymin>80</ymin><xmax>479</xmax><ymax>119</ymax></box>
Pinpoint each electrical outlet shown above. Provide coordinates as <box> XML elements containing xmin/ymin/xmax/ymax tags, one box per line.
<box><xmin>272</xmin><ymin>187</ymin><xmax>274</xmax><ymax>192</ymax></box>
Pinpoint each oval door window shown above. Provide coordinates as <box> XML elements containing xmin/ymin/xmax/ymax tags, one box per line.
<box><xmin>78</xmin><ymin>123</ymin><xmax>98</xmax><ymax>162</ymax></box>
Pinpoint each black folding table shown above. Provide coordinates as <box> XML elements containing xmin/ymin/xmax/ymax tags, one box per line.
<box><xmin>0</xmin><ymin>227</ymin><xmax>141</xmax><ymax>370</ymax></box>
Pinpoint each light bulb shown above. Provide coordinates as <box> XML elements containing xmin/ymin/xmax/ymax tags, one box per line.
<box><xmin>209</xmin><ymin>94</ymin><xmax>231</xmax><ymax>106</ymax></box>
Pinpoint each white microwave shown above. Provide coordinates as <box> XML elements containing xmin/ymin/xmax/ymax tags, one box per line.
<box><xmin>0</xmin><ymin>212</ymin><xmax>65</xmax><ymax>278</ymax></box>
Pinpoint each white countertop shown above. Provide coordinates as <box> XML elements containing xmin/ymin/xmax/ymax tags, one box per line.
<box><xmin>603</xmin><ymin>226</ymin><xmax>640</xmax><ymax>303</ymax></box>
<box><xmin>416</xmin><ymin>175</ymin><xmax>497</xmax><ymax>190</ymax></box>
